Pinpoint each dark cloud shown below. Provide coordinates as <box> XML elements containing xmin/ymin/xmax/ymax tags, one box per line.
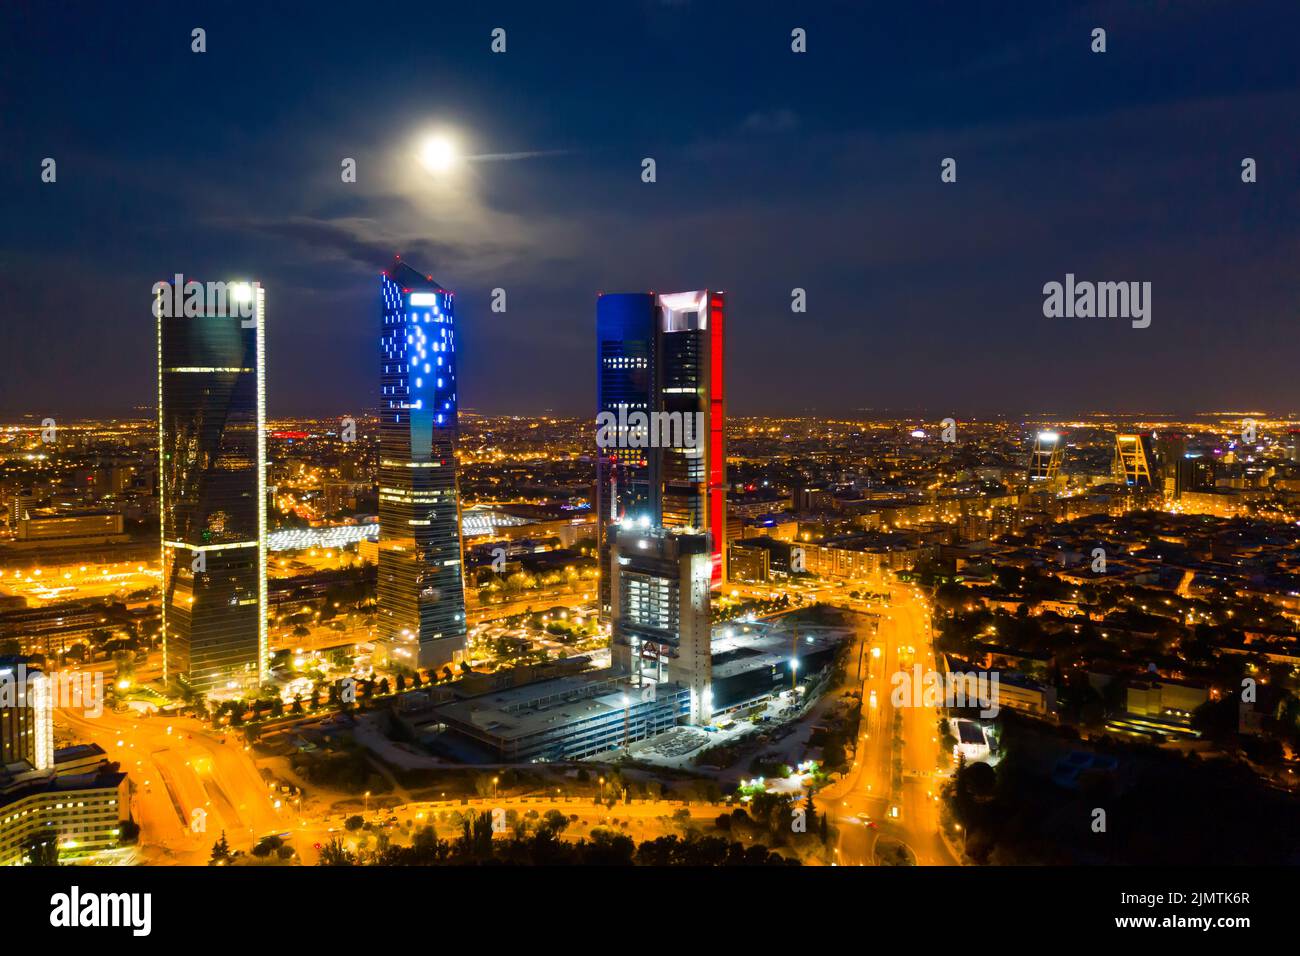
<box><xmin>226</xmin><ymin>216</ymin><xmax>523</xmax><ymax>276</ymax></box>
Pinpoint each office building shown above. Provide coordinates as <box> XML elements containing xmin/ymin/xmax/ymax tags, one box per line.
<box><xmin>728</xmin><ymin>541</ymin><xmax>772</xmax><ymax>582</ymax></box>
<box><xmin>375</xmin><ymin>259</ymin><xmax>468</xmax><ymax>671</ymax></box>
<box><xmin>158</xmin><ymin>279</ymin><xmax>267</xmax><ymax>694</ymax></box>
<box><xmin>1113</xmin><ymin>433</ymin><xmax>1156</xmax><ymax>488</ymax></box>
<box><xmin>654</xmin><ymin>291</ymin><xmax>727</xmax><ymax>585</ymax></box>
<box><xmin>430</xmin><ymin>671</ymin><xmax>689</xmax><ymax>762</ymax></box>
<box><xmin>1178</xmin><ymin>454</ymin><xmax>1216</xmax><ymax>496</ymax></box>
<box><xmin>710</xmin><ymin>628</ymin><xmax>842</xmax><ymax>715</ymax></box>
<box><xmin>8</xmin><ymin>492</ymin><xmax>36</xmax><ymax>529</ymax></box>
<box><xmin>0</xmin><ymin>658</ymin><xmax>52</xmax><ymax>771</ymax></box>
<box><xmin>595</xmin><ymin>290</ymin><xmax>727</xmax><ymax>615</ymax></box>
<box><xmin>610</xmin><ymin>525</ymin><xmax>713</xmax><ymax>724</ymax></box>
<box><xmin>15</xmin><ymin>510</ymin><xmax>126</xmax><ymax>545</ymax></box>
<box><xmin>793</xmin><ymin>486</ymin><xmax>835</xmax><ymax>512</ymax></box>
<box><xmin>1029</xmin><ymin>431</ymin><xmax>1064</xmax><ymax>482</ymax></box>
<box><xmin>595</xmin><ymin>293</ymin><xmax>657</xmax><ymax>614</ymax></box>
<box><xmin>1153</xmin><ymin>431</ymin><xmax>1187</xmax><ymax>497</ymax></box>
<box><xmin>0</xmin><ymin>669</ymin><xmax>120</xmax><ymax>864</ymax></box>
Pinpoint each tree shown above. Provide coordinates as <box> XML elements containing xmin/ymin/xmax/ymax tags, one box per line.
<box><xmin>112</xmin><ymin>650</ymin><xmax>135</xmax><ymax>685</ymax></box>
<box><xmin>454</xmin><ymin>811</ymin><xmax>496</xmax><ymax>863</ymax></box>
<box><xmin>934</xmin><ymin>581</ymin><xmax>965</xmax><ymax>618</ymax></box>
<box><xmin>964</xmin><ymin>761</ymin><xmax>997</xmax><ymax>801</ymax></box>
<box><xmin>252</xmin><ymin>835</ymin><xmax>284</xmax><ymax>858</ymax></box>
<box><xmin>210</xmin><ymin>831</ymin><xmax>232</xmax><ymax>865</ymax></box>
<box><xmin>23</xmin><ymin>831</ymin><xmax>59</xmax><ymax>866</ymax></box>
<box><xmin>1191</xmin><ymin>696</ymin><xmax>1238</xmax><ymax>741</ymax></box>
<box><xmin>541</xmin><ymin>809</ymin><xmax>570</xmax><ymax>835</ymax></box>
<box><xmin>317</xmin><ymin>837</ymin><xmax>358</xmax><ymax>866</ymax></box>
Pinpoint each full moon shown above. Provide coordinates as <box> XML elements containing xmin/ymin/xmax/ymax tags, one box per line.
<box><xmin>419</xmin><ymin>134</ymin><xmax>458</xmax><ymax>173</ymax></box>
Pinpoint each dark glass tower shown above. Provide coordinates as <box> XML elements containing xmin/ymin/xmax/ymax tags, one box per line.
<box><xmin>376</xmin><ymin>260</ymin><xmax>467</xmax><ymax>671</ymax></box>
<box><xmin>595</xmin><ymin>291</ymin><xmax>728</xmax><ymax>620</ymax></box>
<box><xmin>158</xmin><ymin>280</ymin><xmax>267</xmax><ymax>695</ymax></box>
<box><xmin>653</xmin><ymin>291</ymin><xmax>727</xmax><ymax>587</ymax></box>
<box><xmin>595</xmin><ymin>293</ymin><xmax>656</xmax><ymax>617</ymax></box>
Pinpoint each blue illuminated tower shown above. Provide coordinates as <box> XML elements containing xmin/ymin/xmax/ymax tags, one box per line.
<box><xmin>375</xmin><ymin>259</ymin><xmax>467</xmax><ymax>671</ymax></box>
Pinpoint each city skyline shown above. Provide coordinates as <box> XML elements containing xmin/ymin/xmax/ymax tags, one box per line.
<box><xmin>2</xmin><ymin>0</ymin><xmax>1299</xmax><ymax>927</ymax></box>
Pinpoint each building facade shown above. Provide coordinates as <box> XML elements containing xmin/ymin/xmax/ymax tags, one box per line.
<box><xmin>0</xmin><ymin>771</ymin><xmax>125</xmax><ymax>866</ymax></box>
<box><xmin>610</xmin><ymin>526</ymin><xmax>713</xmax><ymax>724</ymax></box>
<box><xmin>653</xmin><ymin>291</ymin><xmax>727</xmax><ymax>586</ymax></box>
<box><xmin>0</xmin><ymin>659</ymin><xmax>51</xmax><ymax>770</ymax></box>
<box><xmin>433</xmin><ymin>672</ymin><xmax>690</xmax><ymax>762</ymax></box>
<box><xmin>595</xmin><ymin>290</ymin><xmax>727</xmax><ymax>616</ymax></box>
<box><xmin>1114</xmin><ymin>433</ymin><xmax>1156</xmax><ymax>488</ymax></box>
<box><xmin>595</xmin><ymin>293</ymin><xmax>657</xmax><ymax>615</ymax></box>
<box><xmin>1029</xmin><ymin>430</ymin><xmax>1064</xmax><ymax>482</ymax></box>
<box><xmin>376</xmin><ymin>260</ymin><xmax>468</xmax><ymax>671</ymax></box>
<box><xmin>158</xmin><ymin>280</ymin><xmax>267</xmax><ymax>694</ymax></box>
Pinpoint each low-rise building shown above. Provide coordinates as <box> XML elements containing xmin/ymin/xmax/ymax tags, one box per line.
<box><xmin>429</xmin><ymin>670</ymin><xmax>689</xmax><ymax>762</ymax></box>
<box><xmin>0</xmin><ymin>766</ymin><xmax>127</xmax><ymax>865</ymax></box>
<box><xmin>1126</xmin><ymin>677</ymin><xmax>1208</xmax><ymax>721</ymax></box>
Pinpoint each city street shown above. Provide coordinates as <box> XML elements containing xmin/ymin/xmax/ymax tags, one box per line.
<box><xmin>56</xmin><ymin>706</ymin><xmax>285</xmax><ymax>864</ymax></box>
<box><xmin>823</xmin><ymin>585</ymin><xmax>955</xmax><ymax>866</ymax></box>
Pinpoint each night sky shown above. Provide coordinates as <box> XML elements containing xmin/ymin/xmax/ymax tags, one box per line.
<box><xmin>2</xmin><ymin>1</ymin><xmax>1297</xmax><ymax>419</ymax></box>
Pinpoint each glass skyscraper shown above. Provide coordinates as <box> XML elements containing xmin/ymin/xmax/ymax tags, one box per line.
<box><xmin>376</xmin><ymin>260</ymin><xmax>467</xmax><ymax>671</ymax></box>
<box><xmin>654</xmin><ymin>291</ymin><xmax>727</xmax><ymax>586</ymax></box>
<box><xmin>595</xmin><ymin>293</ymin><xmax>656</xmax><ymax>616</ymax></box>
<box><xmin>158</xmin><ymin>280</ymin><xmax>267</xmax><ymax>695</ymax></box>
<box><xmin>595</xmin><ymin>290</ymin><xmax>727</xmax><ymax>619</ymax></box>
